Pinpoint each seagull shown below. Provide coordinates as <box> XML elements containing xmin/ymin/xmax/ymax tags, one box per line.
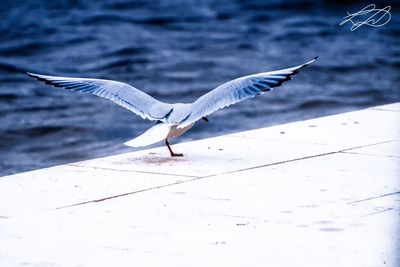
<box><xmin>27</xmin><ymin>57</ymin><xmax>317</xmax><ymax>157</ymax></box>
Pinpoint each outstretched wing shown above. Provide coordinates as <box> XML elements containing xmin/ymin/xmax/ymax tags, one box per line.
<box><xmin>27</xmin><ymin>73</ymin><xmax>173</xmax><ymax>121</ymax></box>
<box><xmin>178</xmin><ymin>57</ymin><xmax>317</xmax><ymax>128</ymax></box>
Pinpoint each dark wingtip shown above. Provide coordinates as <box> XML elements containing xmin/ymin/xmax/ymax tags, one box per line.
<box><xmin>26</xmin><ymin>72</ymin><xmax>36</xmax><ymax>78</ymax></box>
<box><xmin>26</xmin><ymin>72</ymin><xmax>56</xmax><ymax>86</ymax></box>
<box><xmin>27</xmin><ymin>73</ymin><xmax>45</xmax><ymax>82</ymax></box>
<box><xmin>26</xmin><ymin>72</ymin><xmax>45</xmax><ymax>82</ymax></box>
<box><xmin>306</xmin><ymin>56</ymin><xmax>318</xmax><ymax>65</ymax></box>
<box><xmin>298</xmin><ymin>56</ymin><xmax>318</xmax><ymax>71</ymax></box>
<box><xmin>287</xmin><ymin>56</ymin><xmax>318</xmax><ymax>76</ymax></box>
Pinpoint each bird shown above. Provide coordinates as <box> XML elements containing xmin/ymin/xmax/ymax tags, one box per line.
<box><xmin>27</xmin><ymin>57</ymin><xmax>317</xmax><ymax>157</ymax></box>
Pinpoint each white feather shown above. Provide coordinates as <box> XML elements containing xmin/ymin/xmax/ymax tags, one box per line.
<box><xmin>124</xmin><ymin>123</ymin><xmax>171</xmax><ymax>147</ymax></box>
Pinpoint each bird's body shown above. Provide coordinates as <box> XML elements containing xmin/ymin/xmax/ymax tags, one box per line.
<box><xmin>28</xmin><ymin>57</ymin><xmax>317</xmax><ymax>156</ymax></box>
<box><xmin>168</xmin><ymin>123</ymin><xmax>195</xmax><ymax>139</ymax></box>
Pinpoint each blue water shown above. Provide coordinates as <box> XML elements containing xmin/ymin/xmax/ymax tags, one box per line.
<box><xmin>1</xmin><ymin>0</ymin><xmax>399</xmax><ymax>176</ymax></box>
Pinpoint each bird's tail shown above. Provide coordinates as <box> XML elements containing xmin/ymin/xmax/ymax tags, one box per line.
<box><xmin>124</xmin><ymin>122</ymin><xmax>171</xmax><ymax>147</ymax></box>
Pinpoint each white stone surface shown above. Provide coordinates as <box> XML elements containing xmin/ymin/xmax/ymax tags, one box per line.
<box><xmin>0</xmin><ymin>103</ymin><xmax>399</xmax><ymax>267</ymax></box>
<box><xmin>0</xmin><ymin>166</ymin><xmax>185</xmax><ymax>217</ymax></box>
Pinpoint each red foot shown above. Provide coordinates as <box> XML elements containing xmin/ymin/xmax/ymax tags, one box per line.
<box><xmin>165</xmin><ymin>139</ymin><xmax>184</xmax><ymax>157</ymax></box>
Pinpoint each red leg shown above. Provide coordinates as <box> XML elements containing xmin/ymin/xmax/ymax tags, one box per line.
<box><xmin>165</xmin><ymin>139</ymin><xmax>183</xmax><ymax>157</ymax></box>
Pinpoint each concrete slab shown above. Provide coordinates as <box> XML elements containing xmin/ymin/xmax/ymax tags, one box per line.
<box><xmin>230</xmin><ymin>106</ymin><xmax>400</xmax><ymax>147</ymax></box>
<box><xmin>344</xmin><ymin>140</ymin><xmax>400</xmax><ymax>158</ymax></box>
<box><xmin>1</xmin><ymin>153</ymin><xmax>398</xmax><ymax>267</ymax></box>
<box><xmin>0</xmin><ymin>103</ymin><xmax>399</xmax><ymax>267</ymax></box>
<box><xmin>370</xmin><ymin>102</ymin><xmax>400</xmax><ymax>112</ymax></box>
<box><xmin>0</xmin><ymin>165</ymin><xmax>187</xmax><ymax>217</ymax></box>
<box><xmin>70</xmin><ymin>137</ymin><xmax>341</xmax><ymax>177</ymax></box>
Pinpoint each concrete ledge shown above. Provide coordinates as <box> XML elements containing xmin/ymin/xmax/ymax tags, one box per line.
<box><xmin>1</xmin><ymin>103</ymin><xmax>399</xmax><ymax>266</ymax></box>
